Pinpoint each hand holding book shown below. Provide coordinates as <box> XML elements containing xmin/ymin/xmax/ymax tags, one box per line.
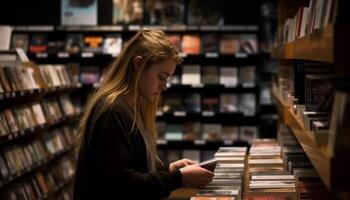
<box><xmin>169</xmin><ymin>158</ymin><xmax>196</xmax><ymax>172</ymax></box>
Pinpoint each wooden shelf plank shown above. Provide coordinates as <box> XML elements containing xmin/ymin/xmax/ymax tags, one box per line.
<box><xmin>271</xmin><ymin>91</ymin><xmax>290</xmax><ymax>123</ymax></box>
<box><xmin>272</xmin><ymin>25</ymin><xmax>334</xmax><ymax>63</ymax></box>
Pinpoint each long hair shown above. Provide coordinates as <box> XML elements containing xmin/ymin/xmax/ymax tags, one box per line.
<box><xmin>75</xmin><ymin>29</ymin><xmax>182</xmax><ymax>171</ymax></box>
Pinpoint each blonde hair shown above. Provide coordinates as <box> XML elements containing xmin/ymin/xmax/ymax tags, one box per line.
<box><xmin>75</xmin><ymin>29</ymin><xmax>182</xmax><ymax>172</ymax></box>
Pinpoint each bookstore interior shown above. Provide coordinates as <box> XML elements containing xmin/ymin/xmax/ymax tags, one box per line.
<box><xmin>0</xmin><ymin>0</ymin><xmax>349</xmax><ymax>199</ymax></box>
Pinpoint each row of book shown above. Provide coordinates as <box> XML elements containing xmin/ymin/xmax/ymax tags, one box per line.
<box><xmin>0</xmin><ymin>64</ymin><xmax>80</xmax><ymax>95</ymax></box>
<box><xmin>11</xmin><ymin>33</ymin><xmax>123</xmax><ymax>57</ymax></box>
<box><xmin>272</xmin><ymin>61</ymin><xmax>350</xmax><ymax>155</ymax></box>
<box><xmin>277</xmin><ymin>124</ymin><xmax>335</xmax><ymax>200</ymax></box>
<box><xmin>159</xmin><ymin>93</ymin><xmax>256</xmax><ymax>116</ymax></box>
<box><xmin>191</xmin><ymin>147</ymin><xmax>248</xmax><ymax>199</ymax></box>
<box><xmin>176</xmin><ymin>65</ymin><xmax>255</xmax><ymax>88</ymax></box>
<box><xmin>1</xmin><ymin>155</ymin><xmax>75</xmax><ymax>200</ymax></box>
<box><xmin>276</xmin><ymin>0</ymin><xmax>337</xmax><ymax>44</ymax></box>
<box><xmin>0</xmin><ymin>125</ymin><xmax>75</xmax><ymax>181</ymax></box>
<box><xmin>156</xmin><ymin>122</ymin><xmax>258</xmax><ymax>143</ymax></box>
<box><xmin>113</xmin><ymin>0</ymin><xmax>224</xmax><ymax>26</ymax></box>
<box><xmin>10</xmin><ymin>32</ymin><xmax>258</xmax><ymax>57</ymax></box>
<box><xmin>81</xmin><ymin>65</ymin><xmax>256</xmax><ymax>88</ymax></box>
<box><xmin>0</xmin><ymin>95</ymin><xmax>81</xmax><ymax>137</ymax></box>
<box><xmin>245</xmin><ymin>139</ymin><xmax>298</xmax><ymax>199</ymax></box>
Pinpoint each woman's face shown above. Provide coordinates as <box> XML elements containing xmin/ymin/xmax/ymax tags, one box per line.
<box><xmin>138</xmin><ymin>59</ymin><xmax>176</xmax><ymax>101</ymax></box>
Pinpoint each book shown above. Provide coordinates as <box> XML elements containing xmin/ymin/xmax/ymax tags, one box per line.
<box><xmin>197</xmin><ymin>189</ymin><xmax>239</xmax><ymax>197</ymax></box>
<box><xmin>4</xmin><ymin>109</ymin><xmax>19</xmax><ymax>133</ymax></box>
<box><xmin>220</xmin><ymin>94</ymin><xmax>238</xmax><ymax>113</ymax></box>
<box><xmin>202</xmin><ymin>34</ymin><xmax>220</xmax><ymax>54</ymax></box>
<box><xmin>202</xmin><ymin>96</ymin><xmax>219</xmax><ymax>112</ymax></box>
<box><xmin>144</xmin><ymin>0</ymin><xmax>185</xmax><ymax>25</ymax></box>
<box><xmin>220</xmin><ymin>35</ymin><xmax>240</xmax><ymax>54</ymax></box>
<box><xmin>183</xmin><ymin>122</ymin><xmax>201</xmax><ymax>140</ymax></box>
<box><xmin>197</xmin><ymin>158</ymin><xmax>217</xmax><ymax>172</ymax></box>
<box><xmin>239</xmin><ymin>66</ymin><xmax>255</xmax><ymax>87</ymax></box>
<box><xmin>191</xmin><ymin>197</ymin><xmax>235</xmax><ymax>200</ymax></box>
<box><xmin>202</xmin><ymin>66</ymin><xmax>219</xmax><ymax>85</ymax></box>
<box><xmin>328</xmin><ymin>90</ymin><xmax>350</xmax><ymax>156</ymax></box>
<box><xmin>167</xmin><ymin>34</ymin><xmax>182</xmax><ymax>52</ymax></box>
<box><xmin>304</xmin><ymin>74</ymin><xmax>333</xmax><ymax>112</ymax></box>
<box><xmin>238</xmin><ymin>93</ymin><xmax>256</xmax><ymax>116</ymax></box>
<box><xmin>165</xmin><ymin>124</ymin><xmax>183</xmax><ymax>141</ymax></box>
<box><xmin>0</xmin><ymin>66</ymin><xmax>12</xmax><ymax>92</ymax></box>
<box><xmin>0</xmin><ymin>113</ymin><xmax>11</xmax><ymax>136</ymax></box>
<box><xmin>187</xmin><ymin>0</ymin><xmax>223</xmax><ymax>25</ymax></box>
<box><xmin>11</xmin><ymin>34</ymin><xmax>29</xmax><ymax>52</ymax></box>
<box><xmin>202</xmin><ymin>124</ymin><xmax>221</xmax><ymax>141</ymax></box>
<box><xmin>221</xmin><ymin>126</ymin><xmax>239</xmax><ymax>141</ymax></box>
<box><xmin>65</xmin><ymin>34</ymin><xmax>84</xmax><ymax>54</ymax></box>
<box><xmin>182</xmin><ymin>65</ymin><xmax>201</xmax><ymax>85</ymax></box>
<box><xmin>185</xmin><ymin>93</ymin><xmax>201</xmax><ymax>113</ymax></box>
<box><xmin>220</xmin><ymin>67</ymin><xmax>238</xmax><ymax>87</ymax></box>
<box><xmin>240</xmin><ymin>34</ymin><xmax>258</xmax><ymax>54</ymax></box>
<box><xmin>79</xmin><ymin>66</ymin><xmax>100</xmax><ymax>84</ymax></box>
<box><xmin>29</xmin><ymin>34</ymin><xmax>48</xmax><ymax>53</ymax></box>
<box><xmin>61</xmin><ymin>0</ymin><xmax>97</xmax><ymax>25</ymax></box>
<box><xmin>181</xmin><ymin>35</ymin><xmax>201</xmax><ymax>55</ymax></box>
<box><xmin>240</xmin><ymin>126</ymin><xmax>258</xmax><ymax>144</ymax></box>
<box><xmin>161</xmin><ymin>93</ymin><xmax>184</xmax><ymax>113</ymax></box>
<box><xmin>83</xmin><ymin>35</ymin><xmax>103</xmax><ymax>53</ymax></box>
<box><xmin>113</xmin><ymin>0</ymin><xmax>143</xmax><ymax>24</ymax></box>
<box><xmin>102</xmin><ymin>34</ymin><xmax>122</xmax><ymax>56</ymax></box>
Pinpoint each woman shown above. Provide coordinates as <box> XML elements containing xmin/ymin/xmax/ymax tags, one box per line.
<box><xmin>73</xmin><ymin>29</ymin><xmax>214</xmax><ymax>200</ymax></box>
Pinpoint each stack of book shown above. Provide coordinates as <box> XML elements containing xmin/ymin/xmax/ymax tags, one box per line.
<box><xmin>245</xmin><ymin>138</ymin><xmax>298</xmax><ymax>199</ymax></box>
<box><xmin>191</xmin><ymin>147</ymin><xmax>248</xmax><ymax>200</ymax></box>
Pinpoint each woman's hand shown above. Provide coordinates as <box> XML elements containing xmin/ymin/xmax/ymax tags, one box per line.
<box><xmin>179</xmin><ymin>165</ymin><xmax>214</xmax><ymax>187</ymax></box>
<box><xmin>169</xmin><ymin>159</ymin><xmax>195</xmax><ymax>172</ymax></box>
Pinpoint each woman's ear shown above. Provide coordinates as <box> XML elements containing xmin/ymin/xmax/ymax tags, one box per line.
<box><xmin>133</xmin><ymin>56</ymin><xmax>144</xmax><ymax>71</ymax></box>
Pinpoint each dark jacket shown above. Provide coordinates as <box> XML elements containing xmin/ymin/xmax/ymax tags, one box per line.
<box><xmin>73</xmin><ymin>99</ymin><xmax>182</xmax><ymax>200</ymax></box>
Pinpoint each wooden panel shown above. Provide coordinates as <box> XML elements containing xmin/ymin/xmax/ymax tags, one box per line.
<box><xmin>272</xmin><ymin>25</ymin><xmax>334</xmax><ymax>63</ymax></box>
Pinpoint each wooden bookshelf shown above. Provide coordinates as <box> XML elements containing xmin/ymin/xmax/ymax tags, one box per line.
<box><xmin>272</xmin><ymin>91</ymin><xmax>350</xmax><ymax>191</ymax></box>
<box><xmin>272</xmin><ymin>24</ymin><xmax>334</xmax><ymax>63</ymax></box>
<box><xmin>271</xmin><ymin>90</ymin><xmax>289</xmax><ymax>123</ymax></box>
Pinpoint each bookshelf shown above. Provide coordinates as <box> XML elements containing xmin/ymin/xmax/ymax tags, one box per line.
<box><xmin>9</xmin><ymin>26</ymin><xmax>264</xmax><ymax>137</ymax></box>
<box><xmin>271</xmin><ymin>24</ymin><xmax>333</xmax><ymax>63</ymax></box>
<box><xmin>0</xmin><ymin>51</ymin><xmax>78</xmax><ymax>197</ymax></box>
<box><xmin>271</xmin><ymin>0</ymin><xmax>350</xmax><ymax>195</ymax></box>
<box><xmin>272</xmin><ymin>91</ymin><xmax>350</xmax><ymax>191</ymax></box>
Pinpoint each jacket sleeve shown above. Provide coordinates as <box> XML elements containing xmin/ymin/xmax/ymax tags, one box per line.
<box><xmin>95</xmin><ymin>110</ymin><xmax>182</xmax><ymax>199</ymax></box>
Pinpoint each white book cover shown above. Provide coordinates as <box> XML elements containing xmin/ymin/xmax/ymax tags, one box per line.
<box><xmin>0</xmin><ymin>26</ymin><xmax>12</xmax><ymax>50</ymax></box>
<box><xmin>251</xmin><ymin>175</ymin><xmax>294</xmax><ymax>180</ymax></box>
<box><xmin>61</xmin><ymin>0</ymin><xmax>97</xmax><ymax>25</ymax></box>
<box><xmin>182</xmin><ymin>65</ymin><xmax>201</xmax><ymax>85</ymax></box>
<box><xmin>248</xmin><ymin>159</ymin><xmax>283</xmax><ymax>164</ymax></box>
